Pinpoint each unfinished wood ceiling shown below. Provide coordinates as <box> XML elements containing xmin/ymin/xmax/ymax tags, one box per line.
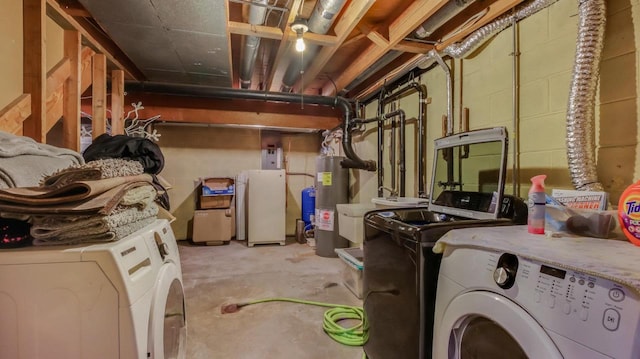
<box><xmin>57</xmin><ymin>0</ymin><xmax>520</xmax><ymax>100</ymax></box>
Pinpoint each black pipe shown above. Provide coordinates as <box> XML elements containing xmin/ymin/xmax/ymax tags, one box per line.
<box><xmin>383</xmin><ymin>110</ymin><xmax>406</xmax><ymax>197</ymax></box>
<box><xmin>377</xmin><ymin>91</ymin><xmax>385</xmax><ymax>197</ymax></box>
<box><xmin>381</xmin><ymin>82</ymin><xmax>427</xmax><ymax>197</ymax></box>
<box><xmin>125</xmin><ymin>82</ymin><xmax>375</xmax><ymax>170</ymax></box>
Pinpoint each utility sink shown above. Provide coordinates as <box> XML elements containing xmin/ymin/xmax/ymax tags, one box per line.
<box><xmin>371</xmin><ymin>196</ymin><xmax>429</xmax><ymax>208</ymax></box>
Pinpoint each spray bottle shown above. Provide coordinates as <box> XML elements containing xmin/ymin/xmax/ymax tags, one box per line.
<box><xmin>528</xmin><ymin>175</ymin><xmax>547</xmax><ymax>234</ymax></box>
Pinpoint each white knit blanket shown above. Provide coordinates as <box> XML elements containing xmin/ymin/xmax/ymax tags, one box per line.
<box><xmin>0</xmin><ymin>131</ymin><xmax>84</xmax><ymax>188</ymax></box>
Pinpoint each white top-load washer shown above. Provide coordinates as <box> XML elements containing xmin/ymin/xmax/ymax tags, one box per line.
<box><xmin>433</xmin><ymin>244</ymin><xmax>640</xmax><ymax>358</ymax></box>
<box><xmin>0</xmin><ymin>219</ymin><xmax>186</xmax><ymax>359</ymax></box>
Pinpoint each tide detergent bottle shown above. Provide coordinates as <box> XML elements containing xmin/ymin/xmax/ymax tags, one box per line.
<box><xmin>618</xmin><ymin>180</ymin><xmax>640</xmax><ymax>246</ymax></box>
<box><xmin>528</xmin><ymin>175</ymin><xmax>547</xmax><ymax>234</ymax></box>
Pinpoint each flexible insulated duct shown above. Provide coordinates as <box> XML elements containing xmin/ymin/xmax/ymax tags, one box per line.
<box><xmin>566</xmin><ymin>0</ymin><xmax>606</xmax><ymax>191</ymax></box>
<box><xmin>239</xmin><ymin>0</ymin><xmax>268</xmax><ymax>89</ymax></box>
<box><xmin>281</xmin><ymin>0</ymin><xmax>347</xmax><ymax>92</ymax></box>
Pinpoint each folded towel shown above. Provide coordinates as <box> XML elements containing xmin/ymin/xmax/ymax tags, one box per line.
<box><xmin>0</xmin><ymin>181</ymin><xmax>154</xmax><ymax>215</ymax></box>
<box><xmin>0</xmin><ymin>174</ymin><xmax>152</xmax><ymax>206</ymax></box>
<box><xmin>31</xmin><ymin>202</ymin><xmax>159</xmax><ymax>241</ymax></box>
<box><xmin>44</xmin><ymin>159</ymin><xmax>144</xmax><ymax>186</ymax></box>
<box><xmin>32</xmin><ymin>216</ymin><xmax>157</xmax><ymax>246</ymax></box>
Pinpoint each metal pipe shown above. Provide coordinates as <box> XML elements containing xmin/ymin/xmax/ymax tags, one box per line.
<box><xmin>380</xmin><ymin>82</ymin><xmax>427</xmax><ymax>196</ymax></box>
<box><xmin>228</xmin><ymin>0</ymin><xmax>289</xmax><ymax>12</ymax></box>
<box><xmin>125</xmin><ymin>82</ymin><xmax>376</xmax><ymax>170</ymax></box>
<box><xmin>415</xmin><ymin>0</ymin><xmax>475</xmax><ymax>38</ymax></box>
<box><xmin>511</xmin><ymin>10</ymin><xmax>521</xmax><ymax>198</ymax></box>
<box><xmin>390</xmin><ymin>102</ymin><xmax>397</xmax><ymax>194</ymax></box>
<box><xmin>566</xmin><ymin>0</ymin><xmax>606</xmax><ymax>191</ymax></box>
<box><xmin>382</xmin><ymin>109</ymin><xmax>407</xmax><ymax>197</ymax></box>
<box><xmin>431</xmin><ymin>50</ymin><xmax>454</xmax><ymax>135</ymax></box>
<box><xmin>281</xmin><ymin>0</ymin><xmax>347</xmax><ymax>91</ymax></box>
<box><xmin>377</xmin><ymin>91</ymin><xmax>385</xmax><ymax>197</ymax></box>
<box><xmin>239</xmin><ymin>0</ymin><xmax>268</xmax><ymax>89</ymax></box>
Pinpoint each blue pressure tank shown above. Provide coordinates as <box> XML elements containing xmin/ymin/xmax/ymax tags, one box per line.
<box><xmin>301</xmin><ymin>186</ymin><xmax>316</xmax><ymax>227</ymax></box>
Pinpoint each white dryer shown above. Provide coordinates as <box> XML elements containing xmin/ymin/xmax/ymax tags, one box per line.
<box><xmin>433</xmin><ymin>245</ymin><xmax>640</xmax><ymax>359</ymax></box>
<box><xmin>0</xmin><ymin>219</ymin><xmax>186</xmax><ymax>359</ymax></box>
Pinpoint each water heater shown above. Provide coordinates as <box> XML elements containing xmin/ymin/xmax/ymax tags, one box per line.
<box><xmin>314</xmin><ymin>156</ymin><xmax>348</xmax><ymax>257</ymax></box>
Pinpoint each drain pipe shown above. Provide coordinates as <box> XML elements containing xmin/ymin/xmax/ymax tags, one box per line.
<box><xmin>377</xmin><ymin>90</ymin><xmax>386</xmax><ymax>197</ymax></box>
<box><xmin>389</xmin><ymin>102</ymin><xmax>397</xmax><ymax>195</ymax></box>
<box><xmin>354</xmin><ymin>109</ymin><xmax>407</xmax><ymax>195</ymax></box>
<box><xmin>125</xmin><ymin>82</ymin><xmax>376</xmax><ymax>171</ymax></box>
<box><xmin>385</xmin><ymin>109</ymin><xmax>407</xmax><ymax>196</ymax></box>
<box><xmin>382</xmin><ymin>82</ymin><xmax>427</xmax><ymax>197</ymax></box>
<box><xmin>431</xmin><ymin>50</ymin><xmax>454</xmax><ymax>135</ymax></box>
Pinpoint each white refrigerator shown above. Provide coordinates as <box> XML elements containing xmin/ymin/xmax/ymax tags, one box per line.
<box><xmin>242</xmin><ymin>169</ymin><xmax>286</xmax><ymax>247</ymax></box>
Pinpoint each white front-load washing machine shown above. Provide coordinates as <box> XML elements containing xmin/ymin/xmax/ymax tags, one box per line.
<box><xmin>0</xmin><ymin>219</ymin><xmax>186</xmax><ymax>359</ymax></box>
<box><xmin>433</xmin><ymin>245</ymin><xmax>640</xmax><ymax>358</ymax></box>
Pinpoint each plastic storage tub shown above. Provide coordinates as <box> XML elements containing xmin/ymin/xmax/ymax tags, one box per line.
<box><xmin>336</xmin><ymin>203</ymin><xmax>376</xmax><ymax>245</ymax></box>
<box><xmin>335</xmin><ymin>247</ymin><xmax>364</xmax><ymax>299</ymax></box>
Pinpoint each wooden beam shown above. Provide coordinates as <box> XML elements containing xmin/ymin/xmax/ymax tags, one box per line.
<box><xmin>43</xmin><ymin>58</ymin><xmax>71</xmax><ymax>133</ymax></box>
<box><xmin>56</xmin><ymin>0</ymin><xmax>91</xmax><ymax>17</ymax></box>
<box><xmin>110</xmin><ymin>70</ymin><xmax>125</xmax><ymax>135</ymax></box>
<box><xmin>121</xmin><ymin>93</ymin><xmax>342</xmax><ymax>118</ymax></box>
<box><xmin>228</xmin><ymin>21</ymin><xmax>338</xmax><ymax>47</ymax></box>
<box><xmin>435</xmin><ymin>0</ymin><xmax>522</xmax><ymax>50</ymax></box>
<box><xmin>228</xmin><ymin>21</ymin><xmax>283</xmax><ymax>40</ymax></box>
<box><xmin>91</xmin><ymin>53</ymin><xmax>107</xmax><ymax>138</ymax></box>
<box><xmin>366</xmin><ymin>30</ymin><xmax>390</xmax><ymax>48</ymax></box>
<box><xmin>296</xmin><ymin>0</ymin><xmax>376</xmax><ymax>93</ymax></box>
<box><xmin>80</xmin><ymin>46</ymin><xmax>95</xmax><ymax>93</ymax></box>
<box><xmin>46</xmin><ymin>58</ymin><xmax>70</xmax><ymax>97</ymax></box>
<box><xmin>0</xmin><ymin>94</ymin><xmax>31</xmax><ymax>135</ymax></box>
<box><xmin>46</xmin><ymin>87</ymin><xmax>64</xmax><ymax>133</ymax></box>
<box><xmin>324</xmin><ymin>0</ymin><xmax>449</xmax><ymax>95</ymax></box>
<box><xmin>225</xmin><ymin>0</ymin><xmax>234</xmax><ymax>88</ymax></box>
<box><xmin>81</xmin><ymin>93</ymin><xmax>341</xmax><ymax>130</ymax></box>
<box><xmin>46</xmin><ymin>0</ymin><xmax>144</xmax><ymax>80</ymax></box>
<box><xmin>266</xmin><ymin>0</ymin><xmax>303</xmax><ymax>91</ymax></box>
<box><xmin>392</xmin><ymin>40</ymin><xmax>434</xmax><ymax>54</ymax></box>
<box><xmin>141</xmin><ymin>107</ymin><xmax>340</xmax><ymax>130</ymax></box>
<box><xmin>63</xmin><ymin>30</ymin><xmax>81</xmax><ymax>151</ymax></box>
<box><xmin>23</xmin><ymin>0</ymin><xmax>46</xmax><ymax>142</ymax></box>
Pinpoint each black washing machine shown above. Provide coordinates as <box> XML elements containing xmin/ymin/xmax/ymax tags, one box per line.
<box><xmin>362</xmin><ymin>128</ymin><xmax>527</xmax><ymax>359</ymax></box>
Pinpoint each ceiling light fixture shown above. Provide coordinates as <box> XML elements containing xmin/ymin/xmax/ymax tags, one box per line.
<box><xmin>291</xmin><ymin>17</ymin><xmax>308</xmax><ymax>52</ymax></box>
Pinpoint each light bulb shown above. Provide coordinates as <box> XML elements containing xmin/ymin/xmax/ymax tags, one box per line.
<box><xmin>295</xmin><ymin>37</ymin><xmax>305</xmax><ymax>52</ymax></box>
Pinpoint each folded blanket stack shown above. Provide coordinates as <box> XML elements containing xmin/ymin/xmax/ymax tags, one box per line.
<box><xmin>0</xmin><ymin>159</ymin><xmax>160</xmax><ymax>246</ymax></box>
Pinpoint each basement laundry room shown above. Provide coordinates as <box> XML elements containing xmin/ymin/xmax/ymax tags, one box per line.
<box><xmin>2</xmin><ymin>0</ymin><xmax>640</xmax><ymax>358</ymax></box>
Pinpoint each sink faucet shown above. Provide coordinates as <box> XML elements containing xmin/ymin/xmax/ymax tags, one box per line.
<box><xmin>379</xmin><ymin>186</ymin><xmax>398</xmax><ymax>199</ymax></box>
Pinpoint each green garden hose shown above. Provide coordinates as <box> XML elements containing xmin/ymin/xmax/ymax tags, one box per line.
<box><xmin>221</xmin><ymin>297</ymin><xmax>369</xmax><ymax>347</ymax></box>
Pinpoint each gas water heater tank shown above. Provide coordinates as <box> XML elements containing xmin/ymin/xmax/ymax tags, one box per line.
<box><xmin>315</xmin><ymin>156</ymin><xmax>349</xmax><ymax>257</ymax></box>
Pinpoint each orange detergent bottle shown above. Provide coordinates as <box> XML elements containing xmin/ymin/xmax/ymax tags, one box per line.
<box><xmin>618</xmin><ymin>180</ymin><xmax>640</xmax><ymax>246</ymax></box>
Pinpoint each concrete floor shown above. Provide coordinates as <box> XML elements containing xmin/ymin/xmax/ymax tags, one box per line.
<box><xmin>179</xmin><ymin>238</ymin><xmax>364</xmax><ymax>359</ymax></box>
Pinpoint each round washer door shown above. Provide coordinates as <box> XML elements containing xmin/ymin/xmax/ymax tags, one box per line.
<box><xmin>148</xmin><ymin>263</ymin><xmax>187</xmax><ymax>359</ymax></box>
<box><xmin>434</xmin><ymin>291</ymin><xmax>563</xmax><ymax>359</ymax></box>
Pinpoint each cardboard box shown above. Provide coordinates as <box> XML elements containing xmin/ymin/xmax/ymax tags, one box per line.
<box><xmin>199</xmin><ymin>177</ymin><xmax>234</xmax><ymax>209</ymax></box>
<box><xmin>192</xmin><ymin>208</ymin><xmax>235</xmax><ymax>245</ymax></box>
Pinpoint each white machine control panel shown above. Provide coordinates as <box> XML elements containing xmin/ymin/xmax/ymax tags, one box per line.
<box><xmin>484</xmin><ymin>252</ymin><xmax>640</xmax><ymax>359</ymax></box>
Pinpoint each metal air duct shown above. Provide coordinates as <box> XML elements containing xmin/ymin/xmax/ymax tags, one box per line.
<box><xmin>239</xmin><ymin>0</ymin><xmax>268</xmax><ymax>89</ymax></box>
<box><xmin>281</xmin><ymin>0</ymin><xmax>347</xmax><ymax>92</ymax></box>
<box><xmin>414</xmin><ymin>0</ymin><xmax>475</xmax><ymax>38</ymax></box>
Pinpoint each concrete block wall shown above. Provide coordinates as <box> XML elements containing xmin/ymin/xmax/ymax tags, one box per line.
<box><xmin>354</xmin><ymin>0</ymin><xmax>639</xmax><ymax>205</ymax></box>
